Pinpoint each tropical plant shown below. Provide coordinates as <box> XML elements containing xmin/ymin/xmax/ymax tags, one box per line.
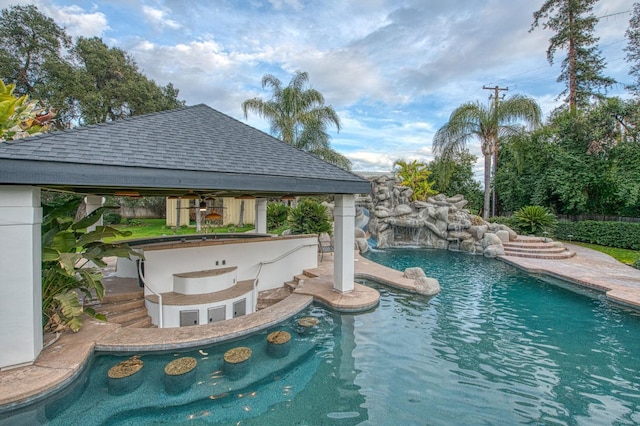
<box><xmin>530</xmin><ymin>0</ymin><xmax>615</xmax><ymax>113</ymax></box>
<box><xmin>513</xmin><ymin>205</ymin><xmax>558</xmax><ymax>236</ymax></box>
<box><xmin>287</xmin><ymin>199</ymin><xmax>332</xmax><ymax>236</ymax></box>
<box><xmin>393</xmin><ymin>159</ymin><xmax>438</xmax><ymax>201</ymax></box>
<box><xmin>242</xmin><ymin>71</ymin><xmax>351</xmax><ymax>170</ymax></box>
<box><xmin>267</xmin><ymin>202</ymin><xmax>290</xmax><ymax>231</ymax></box>
<box><xmin>42</xmin><ymin>199</ymin><xmax>141</xmax><ymax>332</ymax></box>
<box><xmin>432</xmin><ymin>94</ymin><xmax>541</xmax><ymax>219</ymax></box>
<box><xmin>0</xmin><ymin>80</ymin><xmax>54</xmax><ymax>140</ymax></box>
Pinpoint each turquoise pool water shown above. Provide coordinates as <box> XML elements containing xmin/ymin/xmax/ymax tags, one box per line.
<box><xmin>2</xmin><ymin>249</ymin><xmax>639</xmax><ymax>425</ymax></box>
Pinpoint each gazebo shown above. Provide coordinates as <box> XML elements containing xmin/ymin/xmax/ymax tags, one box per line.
<box><xmin>0</xmin><ymin>104</ymin><xmax>371</xmax><ymax>369</ymax></box>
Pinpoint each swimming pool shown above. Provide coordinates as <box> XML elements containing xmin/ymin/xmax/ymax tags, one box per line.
<box><xmin>2</xmin><ymin>249</ymin><xmax>639</xmax><ymax>424</ymax></box>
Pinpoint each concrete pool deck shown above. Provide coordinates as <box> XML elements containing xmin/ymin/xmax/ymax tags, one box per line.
<box><xmin>2</xmin><ymin>244</ymin><xmax>640</xmax><ymax>411</ymax></box>
<box><xmin>498</xmin><ymin>243</ymin><xmax>640</xmax><ymax>311</ymax></box>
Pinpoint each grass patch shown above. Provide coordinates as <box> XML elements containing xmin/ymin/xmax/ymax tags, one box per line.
<box><xmin>106</xmin><ymin>218</ymin><xmax>255</xmax><ymax>242</ymax></box>
<box><xmin>569</xmin><ymin>241</ymin><xmax>640</xmax><ymax>265</ymax></box>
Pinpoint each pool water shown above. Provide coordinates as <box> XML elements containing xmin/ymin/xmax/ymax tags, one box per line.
<box><xmin>3</xmin><ymin>249</ymin><xmax>640</xmax><ymax>425</ymax></box>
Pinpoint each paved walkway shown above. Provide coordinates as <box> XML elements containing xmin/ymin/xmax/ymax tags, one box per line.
<box><xmin>1</xmin><ymin>244</ymin><xmax>639</xmax><ymax>412</ymax></box>
<box><xmin>499</xmin><ymin>243</ymin><xmax>640</xmax><ymax>310</ymax></box>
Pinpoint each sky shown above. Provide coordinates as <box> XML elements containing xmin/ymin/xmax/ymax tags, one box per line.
<box><xmin>0</xmin><ymin>0</ymin><xmax>634</xmax><ymax>177</ymax></box>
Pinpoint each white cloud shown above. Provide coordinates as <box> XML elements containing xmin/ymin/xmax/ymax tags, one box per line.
<box><xmin>40</xmin><ymin>4</ymin><xmax>109</xmax><ymax>38</ymax></box>
<box><xmin>142</xmin><ymin>5</ymin><xmax>181</xmax><ymax>30</ymax></box>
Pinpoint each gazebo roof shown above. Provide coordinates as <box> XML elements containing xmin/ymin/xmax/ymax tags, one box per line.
<box><xmin>0</xmin><ymin>104</ymin><xmax>370</xmax><ymax>197</ymax></box>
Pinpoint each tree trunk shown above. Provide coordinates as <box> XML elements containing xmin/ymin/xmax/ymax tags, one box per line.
<box><xmin>238</xmin><ymin>200</ymin><xmax>245</xmax><ymax>227</ymax></box>
<box><xmin>483</xmin><ymin>153</ymin><xmax>492</xmax><ymax>220</ymax></box>
<box><xmin>568</xmin><ymin>9</ymin><xmax>577</xmax><ymax>115</ymax></box>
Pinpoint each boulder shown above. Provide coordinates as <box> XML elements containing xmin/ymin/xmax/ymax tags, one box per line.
<box><xmin>483</xmin><ymin>245</ymin><xmax>505</xmax><ymax>258</ymax></box>
<box><xmin>393</xmin><ymin>204</ymin><xmax>413</xmax><ymax>216</ymax></box>
<box><xmin>404</xmin><ymin>267</ymin><xmax>427</xmax><ymax>279</ymax></box>
<box><xmin>482</xmin><ymin>232</ymin><xmax>503</xmax><ymax>249</ymax></box>
<box><xmin>468</xmin><ymin>225</ymin><xmax>488</xmax><ymax>240</ymax></box>
<box><xmin>495</xmin><ymin>230</ymin><xmax>510</xmax><ymax>242</ymax></box>
<box><xmin>355</xmin><ymin>237</ymin><xmax>369</xmax><ymax>253</ymax></box>
<box><xmin>415</xmin><ymin>277</ymin><xmax>441</xmax><ymax>296</ymax></box>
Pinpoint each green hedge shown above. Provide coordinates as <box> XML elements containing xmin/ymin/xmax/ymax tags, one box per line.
<box><xmin>554</xmin><ymin>221</ymin><xmax>640</xmax><ymax>250</ymax></box>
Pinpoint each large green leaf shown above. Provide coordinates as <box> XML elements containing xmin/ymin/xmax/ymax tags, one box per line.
<box><xmin>50</xmin><ymin>231</ymin><xmax>77</xmax><ymax>253</ymax></box>
<box><xmin>72</xmin><ymin>206</ymin><xmax>120</xmax><ymax>231</ymax></box>
<box><xmin>42</xmin><ymin>247</ymin><xmax>60</xmax><ymax>262</ymax></box>
<box><xmin>53</xmin><ymin>291</ymin><xmax>83</xmax><ymax>332</ymax></box>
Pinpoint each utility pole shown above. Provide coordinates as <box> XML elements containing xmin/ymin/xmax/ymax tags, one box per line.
<box><xmin>482</xmin><ymin>85</ymin><xmax>508</xmax><ymax>217</ymax></box>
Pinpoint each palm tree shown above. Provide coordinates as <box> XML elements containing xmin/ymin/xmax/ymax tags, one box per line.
<box><xmin>432</xmin><ymin>94</ymin><xmax>541</xmax><ymax>219</ymax></box>
<box><xmin>242</xmin><ymin>71</ymin><xmax>351</xmax><ymax>170</ymax></box>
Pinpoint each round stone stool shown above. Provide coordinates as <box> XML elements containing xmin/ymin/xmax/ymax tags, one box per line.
<box><xmin>297</xmin><ymin>316</ymin><xmax>319</xmax><ymax>334</ymax></box>
<box><xmin>164</xmin><ymin>356</ymin><xmax>197</xmax><ymax>394</ymax></box>
<box><xmin>107</xmin><ymin>357</ymin><xmax>143</xmax><ymax>395</ymax></box>
<box><xmin>266</xmin><ymin>330</ymin><xmax>291</xmax><ymax>358</ymax></box>
<box><xmin>224</xmin><ymin>347</ymin><xmax>252</xmax><ymax>380</ymax></box>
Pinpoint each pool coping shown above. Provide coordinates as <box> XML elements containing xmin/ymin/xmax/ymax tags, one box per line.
<box><xmin>2</xmin><ymin>244</ymin><xmax>639</xmax><ymax>412</ymax></box>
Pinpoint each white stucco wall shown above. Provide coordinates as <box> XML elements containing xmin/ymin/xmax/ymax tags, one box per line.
<box><xmin>139</xmin><ymin>236</ymin><xmax>317</xmax><ymax>295</ymax></box>
<box><xmin>0</xmin><ymin>186</ymin><xmax>42</xmax><ymax>369</ymax></box>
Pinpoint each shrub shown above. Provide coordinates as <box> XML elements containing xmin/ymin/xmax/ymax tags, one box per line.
<box><xmin>103</xmin><ymin>212</ymin><xmax>122</xmax><ymax>225</ymax></box>
<box><xmin>287</xmin><ymin>199</ymin><xmax>332</xmax><ymax>236</ymax></box>
<box><xmin>554</xmin><ymin>221</ymin><xmax>640</xmax><ymax>250</ymax></box>
<box><xmin>513</xmin><ymin>206</ymin><xmax>558</xmax><ymax>236</ymax></box>
<box><xmin>488</xmin><ymin>215</ymin><xmax>517</xmax><ymax>229</ymax></box>
<box><xmin>633</xmin><ymin>258</ymin><xmax>640</xmax><ymax>270</ymax></box>
<box><xmin>267</xmin><ymin>202</ymin><xmax>290</xmax><ymax>231</ymax></box>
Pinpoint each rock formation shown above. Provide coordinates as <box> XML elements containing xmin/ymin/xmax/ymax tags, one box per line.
<box><xmin>367</xmin><ymin>175</ymin><xmax>516</xmax><ymax>258</ymax></box>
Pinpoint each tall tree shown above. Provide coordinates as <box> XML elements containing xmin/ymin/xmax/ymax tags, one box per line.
<box><xmin>625</xmin><ymin>2</ymin><xmax>640</xmax><ymax>95</ymax></box>
<box><xmin>242</xmin><ymin>71</ymin><xmax>351</xmax><ymax>170</ymax></box>
<box><xmin>0</xmin><ymin>5</ymin><xmax>184</xmax><ymax>128</ymax></box>
<box><xmin>0</xmin><ymin>4</ymin><xmax>71</xmax><ymax>97</ymax></box>
<box><xmin>70</xmin><ymin>37</ymin><xmax>184</xmax><ymax>125</ymax></box>
<box><xmin>428</xmin><ymin>150</ymin><xmax>483</xmax><ymax>212</ymax></box>
<box><xmin>530</xmin><ymin>0</ymin><xmax>615</xmax><ymax>114</ymax></box>
<box><xmin>432</xmin><ymin>95</ymin><xmax>541</xmax><ymax>219</ymax></box>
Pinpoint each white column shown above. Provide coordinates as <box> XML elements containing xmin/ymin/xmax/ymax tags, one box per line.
<box><xmin>255</xmin><ymin>198</ymin><xmax>267</xmax><ymax>234</ymax></box>
<box><xmin>84</xmin><ymin>195</ymin><xmax>105</xmax><ymax>232</ymax></box>
<box><xmin>333</xmin><ymin>194</ymin><xmax>355</xmax><ymax>293</ymax></box>
<box><xmin>0</xmin><ymin>186</ymin><xmax>43</xmax><ymax>368</ymax></box>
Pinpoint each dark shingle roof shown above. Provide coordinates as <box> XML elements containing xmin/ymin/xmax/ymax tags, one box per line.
<box><xmin>0</xmin><ymin>104</ymin><xmax>370</xmax><ymax>196</ymax></box>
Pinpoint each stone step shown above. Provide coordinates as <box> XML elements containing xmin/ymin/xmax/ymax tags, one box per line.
<box><xmin>503</xmin><ymin>241</ymin><xmax>557</xmax><ymax>249</ymax></box>
<box><xmin>104</xmin><ymin>307</ymin><xmax>149</xmax><ymax>325</ymax></box>
<box><xmin>502</xmin><ymin>250</ymin><xmax>576</xmax><ymax>260</ymax></box>
<box><xmin>503</xmin><ymin>246</ymin><xmax>568</xmax><ymax>254</ymax></box>
<box><xmin>102</xmin><ymin>289</ymin><xmax>143</xmax><ymax>304</ymax></box>
<box><xmin>512</xmin><ymin>236</ymin><xmax>546</xmax><ymax>243</ymax></box>
<box><xmin>284</xmin><ymin>280</ymin><xmax>298</xmax><ymax>291</ymax></box>
<box><xmin>94</xmin><ymin>298</ymin><xmax>145</xmax><ymax>315</ymax></box>
<box><xmin>119</xmin><ymin>315</ymin><xmax>154</xmax><ymax>328</ymax></box>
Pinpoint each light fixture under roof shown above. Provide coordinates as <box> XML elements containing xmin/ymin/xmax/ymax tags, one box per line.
<box><xmin>281</xmin><ymin>194</ymin><xmax>296</xmax><ymax>201</ymax></box>
<box><xmin>181</xmin><ymin>192</ymin><xmax>200</xmax><ymax>200</ymax></box>
<box><xmin>234</xmin><ymin>194</ymin><xmax>255</xmax><ymax>200</ymax></box>
<box><xmin>114</xmin><ymin>190</ymin><xmax>140</xmax><ymax>197</ymax></box>
<box><xmin>205</xmin><ymin>212</ymin><xmax>222</xmax><ymax>220</ymax></box>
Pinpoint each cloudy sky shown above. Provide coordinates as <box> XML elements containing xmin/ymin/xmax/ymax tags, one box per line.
<box><xmin>1</xmin><ymin>0</ymin><xmax>634</xmax><ymax>176</ymax></box>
